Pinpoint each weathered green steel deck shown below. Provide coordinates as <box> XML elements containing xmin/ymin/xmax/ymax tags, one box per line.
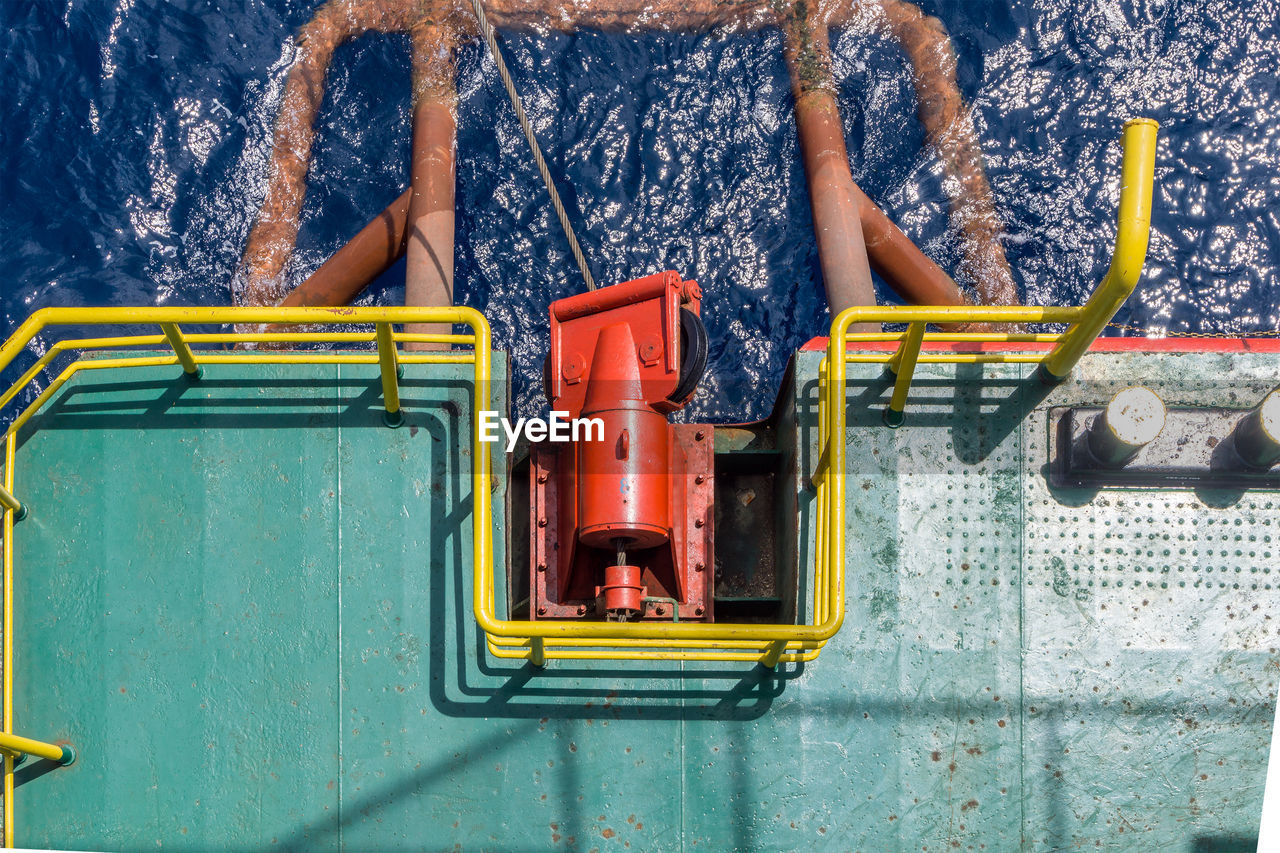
<box><xmin>6</xmin><ymin>348</ymin><xmax>1276</xmax><ymax>851</ymax></box>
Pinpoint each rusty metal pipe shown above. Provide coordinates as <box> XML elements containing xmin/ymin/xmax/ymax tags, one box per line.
<box><xmin>793</xmin><ymin>90</ymin><xmax>877</xmax><ymax>328</ymax></box>
<box><xmin>879</xmin><ymin>0</ymin><xmax>1018</xmax><ymax>307</ymax></box>
<box><xmin>794</xmin><ymin>90</ymin><xmax>971</xmax><ymax>310</ymax></box>
<box><xmin>235</xmin><ymin>0</ymin><xmax>428</xmax><ymax>310</ymax></box>
<box><xmin>279</xmin><ymin>187</ymin><xmax>412</xmax><ymax>308</ymax></box>
<box><xmin>237</xmin><ymin>0</ymin><xmax>1014</xmax><ymax>333</ymax></box>
<box><xmin>783</xmin><ymin>8</ymin><xmax>970</xmax><ymax>334</ymax></box>
<box><xmin>852</xmin><ymin>184</ymin><xmax>969</xmax><ymax>307</ymax></box>
<box><xmin>781</xmin><ymin>13</ymin><xmax>876</xmax><ymax>331</ymax></box>
<box><xmin>404</xmin><ymin>26</ymin><xmax>458</xmax><ymax>351</ymax></box>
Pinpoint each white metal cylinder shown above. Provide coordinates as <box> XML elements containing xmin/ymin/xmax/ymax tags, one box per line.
<box><xmin>1233</xmin><ymin>389</ymin><xmax>1280</xmax><ymax>469</ymax></box>
<box><xmin>1087</xmin><ymin>386</ymin><xmax>1166</xmax><ymax>467</ymax></box>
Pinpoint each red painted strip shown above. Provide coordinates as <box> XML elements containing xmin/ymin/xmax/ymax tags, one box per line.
<box><xmin>800</xmin><ymin>336</ymin><xmax>1280</xmax><ymax>354</ymax></box>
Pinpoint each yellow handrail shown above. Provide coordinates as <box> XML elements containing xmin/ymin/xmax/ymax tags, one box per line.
<box><xmin>0</xmin><ymin>306</ymin><xmax>490</xmax><ymax>848</ymax></box>
<box><xmin>3</xmin><ymin>433</ymin><xmax>14</xmax><ymax>848</ymax></box>
<box><xmin>375</xmin><ymin>321</ymin><xmax>404</xmax><ymax>427</ymax></box>
<box><xmin>0</xmin><ymin>483</ymin><xmax>23</xmax><ymax>522</ymax></box>
<box><xmin>0</xmin><ymin>732</ymin><xmax>74</xmax><ymax>766</ymax></box>
<box><xmin>828</xmin><ymin>118</ymin><xmax>1159</xmax><ymax>425</ymax></box>
<box><xmin>0</xmin><ymin>120</ymin><xmax>1158</xmax><ymax>847</ymax></box>
<box><xmin>1042</xmin><ymin>118</ymin><xmax>1160</xmax><ymax>379</ymax></box>
<box><xmin>159</xmin><ymin>323</ymin><xmax>202</xmax><ymax>379</ymax></box>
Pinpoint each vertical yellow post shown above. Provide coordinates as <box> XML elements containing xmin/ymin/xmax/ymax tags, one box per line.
<box><xmin>761</xmin><ymin>640</ymin><xmax>785</xmax><ymax>669</ymax></box>
<box><xmin>885</xmin><ymin>327</ymin><xmax>911</xmax><ymax>375</ymax></box>
<box><xmin>375</xmin><ymin>323</ymin><xmax>404</xmax><ymax>428</ymax></box>
<box><xmin>530</xmin><ymin>637</ymin><xmax>546</xmax><ymax>668</ymax></box>
<box><xmin>4</xmin><ymin>433</ymin><xmax>14</xmax><ymax>847</ymax></box>
<box><xmin>885</xmin><ymin>321</ymin><xmax>926</xmax><ymax>427</ymax></box>
<box><xmin>160</xmin><ymin>323</ymin><xmax>202</xmax><ymax>379</ymax></box>
<box><xmin>813</xmin><ymin>359</ymin><xmax>830</xmax><ymax>625</ymax></box>
<box><xmin>1041</xmin><ymin>118</ymin><xmax>1159</xmax><ymax>380</ymax></box>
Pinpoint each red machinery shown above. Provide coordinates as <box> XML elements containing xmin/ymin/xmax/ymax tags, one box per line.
<box><xmin>530</xmin><ymin>271</ymin><xmax>713</xmax><ymax>622</ymax></box>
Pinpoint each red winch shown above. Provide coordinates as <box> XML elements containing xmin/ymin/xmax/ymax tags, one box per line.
<box><xmin>529</xmin><ymin>271</ymin><xmax>713</xmax><ymax>622</ymax></box>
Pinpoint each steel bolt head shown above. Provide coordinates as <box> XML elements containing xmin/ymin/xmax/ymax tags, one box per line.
<box><xmin>537</xmin><ymin>517</ymin><xmax>548</xmax><ymax>528</ymax></box>
<box><xmin>537</xmin><ymin>606</ymin><xmax>547</xmax><ymax>615</ymax></box>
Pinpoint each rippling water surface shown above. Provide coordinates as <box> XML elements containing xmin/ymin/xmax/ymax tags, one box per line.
<box><xmin>3</xmin><ymin>0</ymin><xmax>1278</xmax><ymax>420</ymax></box>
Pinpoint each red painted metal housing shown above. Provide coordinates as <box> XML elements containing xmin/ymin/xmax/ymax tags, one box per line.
<box><xmin>530</xmin><ymin>272</ymin><xmax>714</xmax><ymax>622</ymax></box>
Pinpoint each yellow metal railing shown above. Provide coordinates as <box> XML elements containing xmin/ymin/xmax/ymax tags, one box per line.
<box><xmin>478</xmin><ymin>118</ymin><xmax>1157</xmax><ymax>665</ymax></box>
<box><xmin>830</xmin><ymin>118</ymin><xmax>1159</xmax><ymax>427</ymax></box>
<box><xmin>0</xmin><ymin>306</ymin><xmax>490</xmax><ymax>848</ymax></box>
<box><xmin>0</xmin><ymin>117</ymin><xmax>1157</xmax><ymax>839</ymax></box>
<box><xmin>477</xmin><ymin>370</ymin><xmax>844</xmax><ymax>664</ymax></box>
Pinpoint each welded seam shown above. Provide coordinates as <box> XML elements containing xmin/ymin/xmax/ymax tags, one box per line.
<box><xmin>1017</xmin><ymin>364</ymin><xmax>1027</xmax><ymax>850</ymax></box>
<box><xmin>679</xmin><ymin>658</ymin><xmax>686</xmax><ymax>853</ymax></box>
<box><xmin>336</xmin><ymin>363</ymin><xmax>344</xmax><ymax>849</ymax></box>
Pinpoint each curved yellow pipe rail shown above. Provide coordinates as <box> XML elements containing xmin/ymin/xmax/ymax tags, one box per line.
<box><xmin>0</xmin><ymin>307</ymin><xmax>492</xmax><ymax>847</ymax></box>
<box><xmin>0</xmin><ymin>117</ymin><xmax>1158</xmax><ymax>683</ymax></box>
<box><xmin>826</xmin><ymin>118</ymin><xmax>1159</xmax><ymax>424</ymax></box>
<box><xmin>1041</xmin><ymin>118</ymin><xmax>1160</xmax><ymax>378</ymax></box>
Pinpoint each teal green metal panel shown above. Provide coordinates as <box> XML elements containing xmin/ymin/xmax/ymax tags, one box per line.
<box><xmin>1017</xmin><ymin>352</ymin><xmax>1278</xmax><ymax>851</ymax></box>
<box><xmin>5</xmin><ymin>348</ymin><xmax>1276</xmax><ymax>851</ymax></box>
<box><xmin>781</xmin><ymin>350</ymin><xmax>1275</xmax><ymax>852</ymax></box>
<box><xmin>14</xmin><ymin>363</ymin><xmax>344</xmax><ymax>848</ymax></box>
<box><xmin>682</xmin><ymin>356</ymin><xmax>1026</xmax><ymax>852</ymax></box>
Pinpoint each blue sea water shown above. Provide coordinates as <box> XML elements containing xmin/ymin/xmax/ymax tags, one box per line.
<box><xmin>2</xmin><ymin>0</ymin><xmax>1278</xmax><ymax>421</ymax></box>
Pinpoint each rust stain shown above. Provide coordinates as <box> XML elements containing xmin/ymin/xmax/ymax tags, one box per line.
<box><xmin>602</xmin><ymin>828</ymin><xmax>615</xmax><ymax>838</ymax></box>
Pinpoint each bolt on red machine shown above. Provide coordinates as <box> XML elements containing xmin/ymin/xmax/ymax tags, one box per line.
<box><xmin>530</xmin><ymin>271</ymin><xmax>713</xmax><ymax>622</ymax></box>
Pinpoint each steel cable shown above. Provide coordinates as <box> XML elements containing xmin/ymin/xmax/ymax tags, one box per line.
<box><xmin>467</xmin><ymin>0</ymin><xmax>598</xmax><ymax>291</ymax></box>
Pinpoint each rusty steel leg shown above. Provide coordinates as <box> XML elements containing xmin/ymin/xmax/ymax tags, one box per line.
<box><xmin>852</xmin><ymin>183</ymin><xmax>970</xmax><ymax>307</ymax></box>
<box><xmin>781</xmin><ymin>12</ymin><xmax>877</xmax><ymax>332</ymax></box>
<box><xmin>234</xmin><ymin>0</ymin><xmax>426</xmax><ymax>311</ymax></box>
<box><xmin>234</xmin><ymin>0</ymin><xmax>1009</xmax><ymax>347</ymax></box>
<box><xmin>280</xmin><ymin>187</ymin><xmax>412</xmax><ymax>308</ymax></box>
<box><xmin>251</xmin><ymin>188</ymin><xmax>413</xmax><ymax>346</ymax></box>
<box><xmin>794</xmin><ymin>93</ymin><xmax>971</xmax><ymax>313</ymax></box>
<box><xmin>793</xmin><ymin>94</ymin><xmax>880</xmax><ymax>331</ymax></box>
<box><xmin>879</xmin><ymin>0</ymin><xmax>1019</xmax><ymax>307</ymax></box>
<box><xmin>404</xmin><ymin>26</ymin><xmax>458</xmax><ymax>351</ymax></box>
